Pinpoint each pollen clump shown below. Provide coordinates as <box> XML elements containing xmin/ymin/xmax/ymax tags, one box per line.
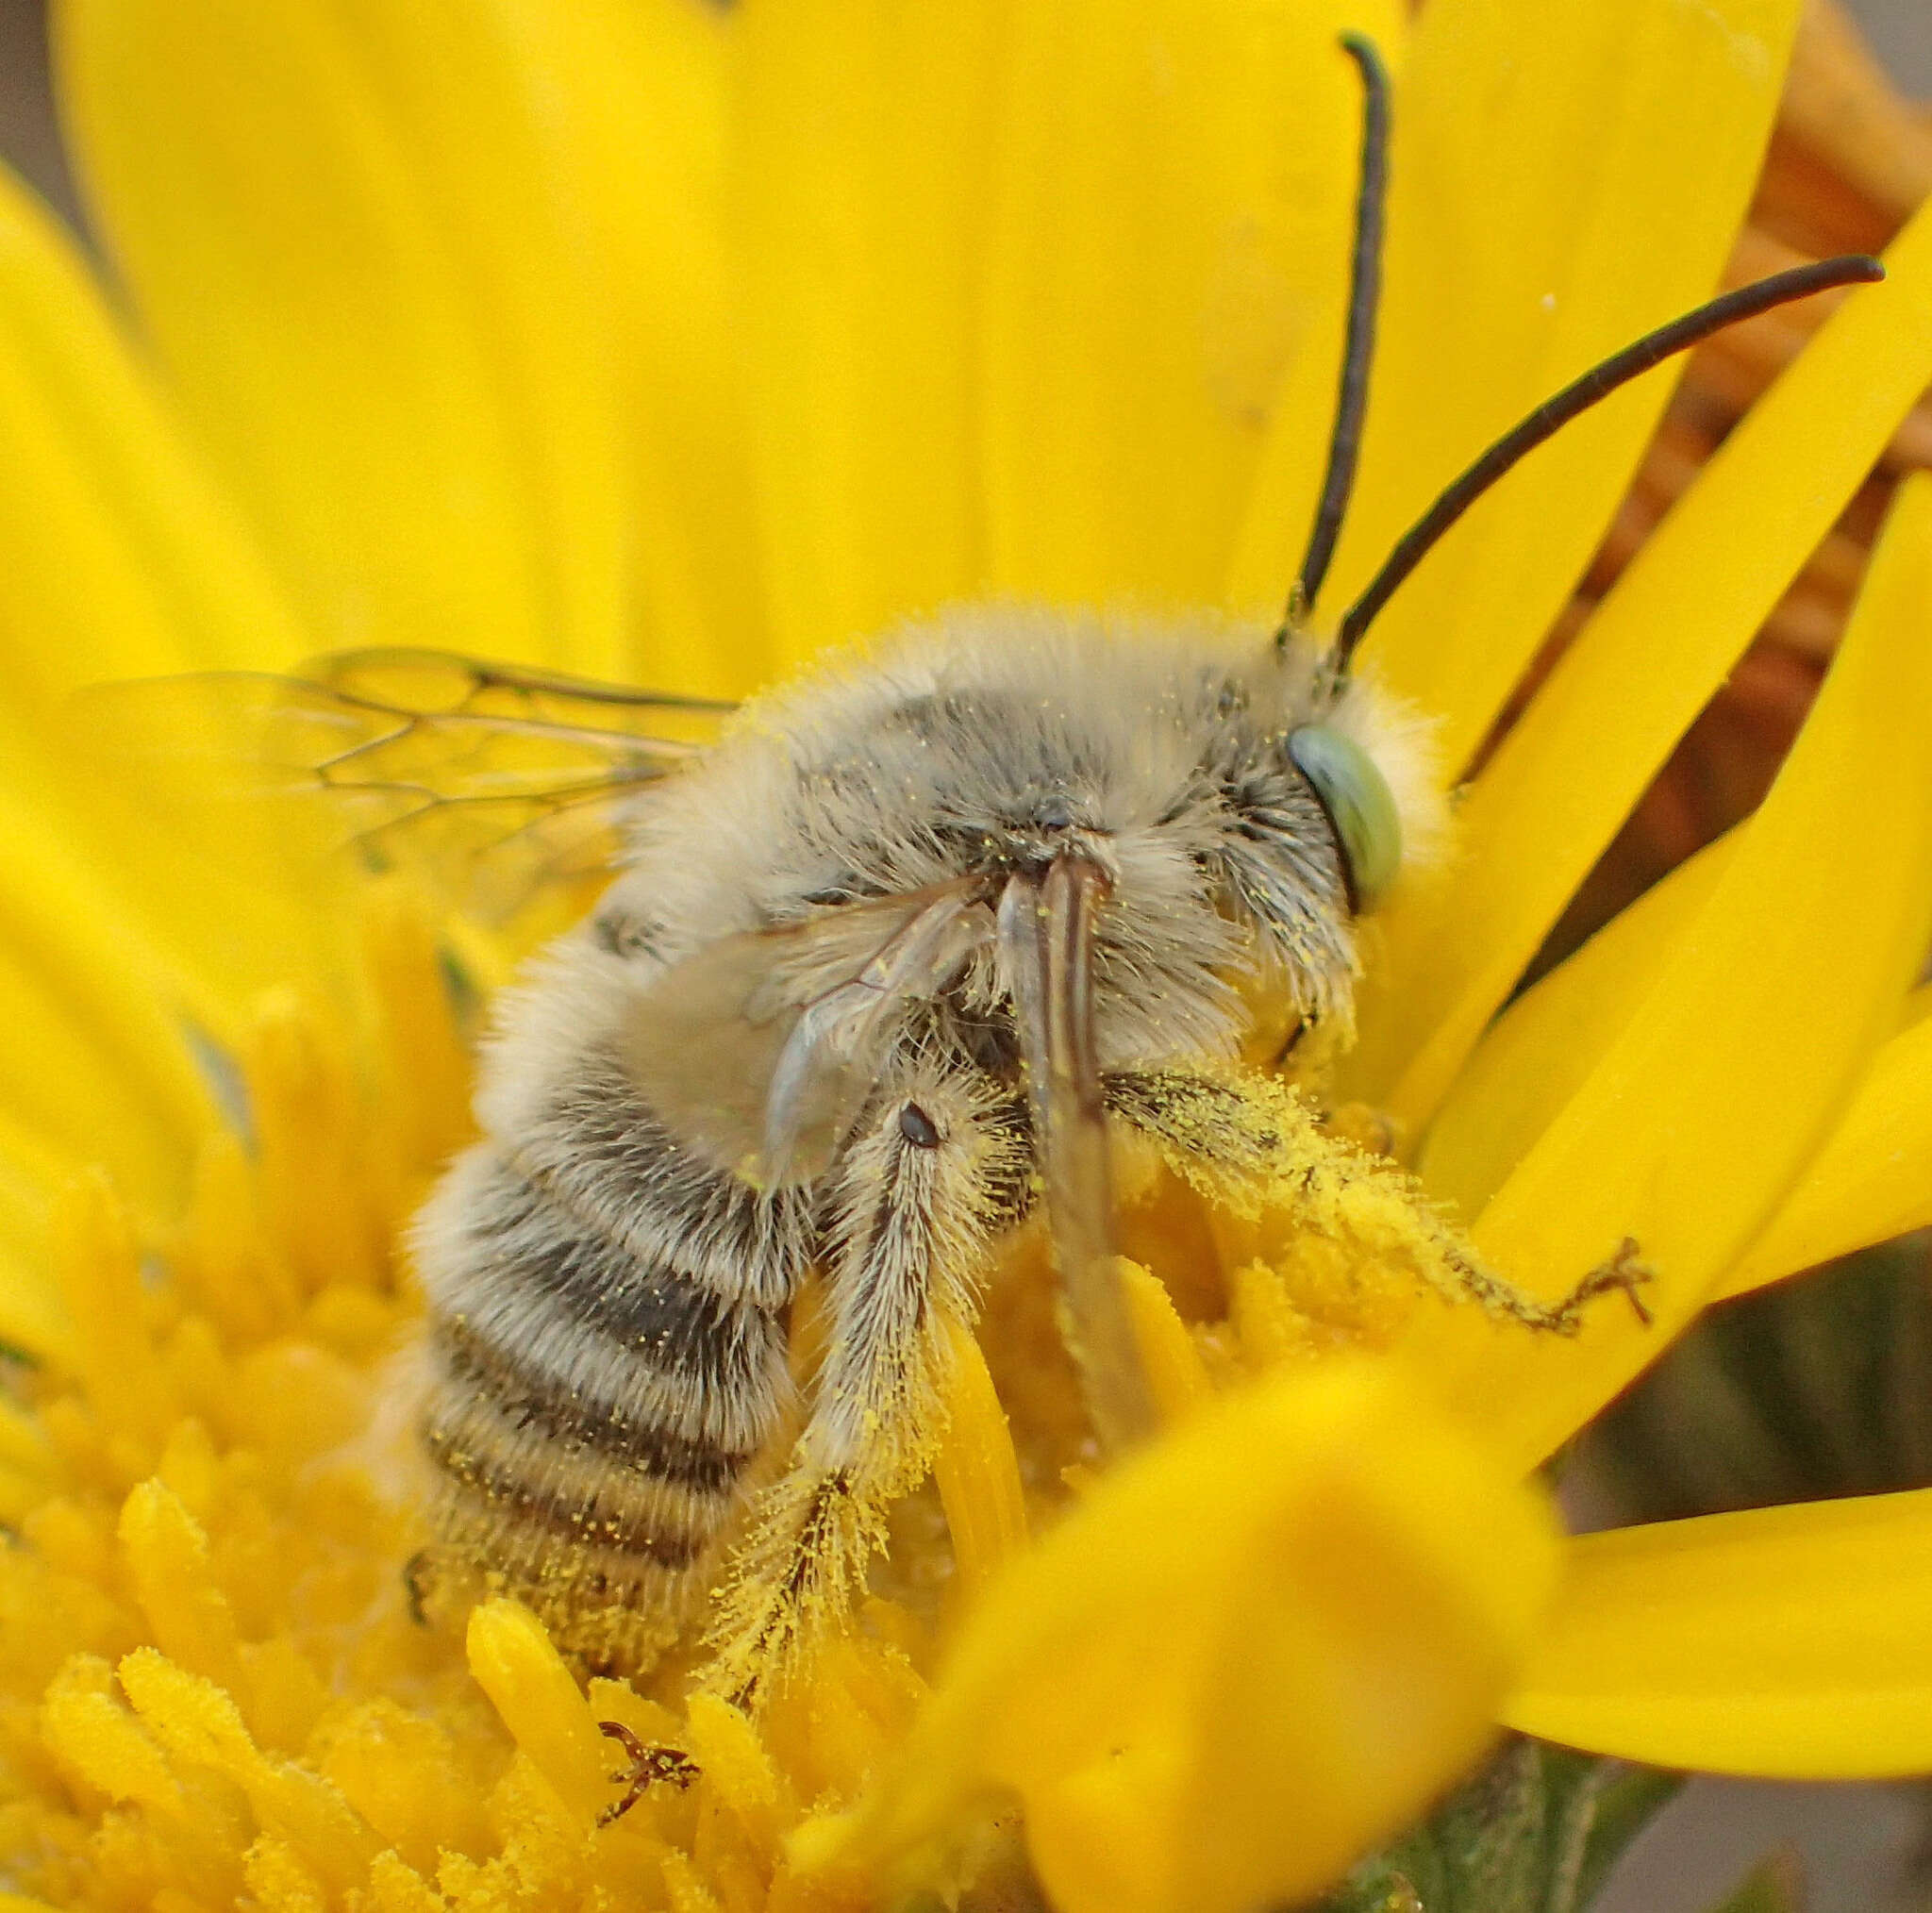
<box><xmin>1115</xmin><ymin>1066</ymin><xmax>1489</xmax><ymax>1372</ymax></box>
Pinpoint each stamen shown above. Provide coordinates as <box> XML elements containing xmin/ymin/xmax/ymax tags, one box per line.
<box><xmin>932</xmin><ymin>1312</ymin><xmax>1030</xmax><ymax>1597</ymax></box>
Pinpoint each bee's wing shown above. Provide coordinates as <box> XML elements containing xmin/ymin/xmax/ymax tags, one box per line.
<box><xmin>996</xmin><ymin>860</ymin><xmax>1157</xmax><ymax>1453</ymax></box>
<box><xmin>81</xmin><ymin>649</ymin><xmax>734</xmax><ymax>925</ymax></box>
<box><xmin>628</xmin><ymin>885</ymin><xmax>994</xmax><ymax>1189</ymax></box>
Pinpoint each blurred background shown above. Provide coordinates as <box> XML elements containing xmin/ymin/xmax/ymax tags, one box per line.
<box><xmin>1858</xmin><ymin>0</ymin><xmax>1932</xmax><ymax>90</ymax></box>
<box><xmin>0</xmin><ymin>2</ymin><xmax>1918</xmax><ymax>237</ymax></box>
<box><xmin>0</xmin><ymin>0</ymin><xmax>70</xmax><ymax>232</ymax></box>
<box><xmin>1</xmin><ymin>5</ymin><xmax>1928</xmax><ymax>1912</ymax></box>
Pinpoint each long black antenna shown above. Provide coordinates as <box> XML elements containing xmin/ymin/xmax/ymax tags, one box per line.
<box><xmin>1326</xmin><ymin>252</ymin><xmax>1885</xmax><ymax>674</ymax></box>
<box><xmin>1278</xmin><ymin>31</ymin><xmax>1391</xmax><ymax>648</ymax></box>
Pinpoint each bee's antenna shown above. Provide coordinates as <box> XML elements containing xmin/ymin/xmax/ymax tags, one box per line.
<box><xmin>1325</xmin><ymin>252</ymin><xmax>1886</xmax><ymax>676</ymax></box>
<box><xmin>1278</xmin><ymin>31</ymin><xmax>1391</xmax><ymax>651</ymax></box>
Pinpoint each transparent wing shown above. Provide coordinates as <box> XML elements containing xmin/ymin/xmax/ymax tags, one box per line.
<box><xmin>80</xmin><ymin>649</ymin><xmax>735</xmax><ymax>926</ymax></box>
<box><xmin>629</xmin><ymin>885</ymin><xmax>994</xmax><ymax>1189</ymax></box>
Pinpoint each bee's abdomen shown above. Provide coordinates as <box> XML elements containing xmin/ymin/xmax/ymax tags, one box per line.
<box><xmin>409</xmin><ymin>1135</ymin><xmax>810</xmax><ymax>1675</ymax></box>
<box><xmin>435</xmin><ymin>1315</ymin><xmax>752</xmax><ymax>1497</ymax></box>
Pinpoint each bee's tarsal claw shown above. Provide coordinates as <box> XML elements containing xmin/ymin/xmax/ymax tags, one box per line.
<box><xmin>596</xmin><ymin>1719</ymin><xmax>699</xmax><ymax>1826</ymax></box>
<box><xmin>1565</xmin><ymin>1236</ymin><xmax>1656</xmax><ymax>1332</ymax></box>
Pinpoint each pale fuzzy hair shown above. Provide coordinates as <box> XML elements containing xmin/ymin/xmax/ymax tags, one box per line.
<box><xmin>613</xmin><ymin>603</ymin><xmax>1448</xmax><ymax>1056</ymax></box>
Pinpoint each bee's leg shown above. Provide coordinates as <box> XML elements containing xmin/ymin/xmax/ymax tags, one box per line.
<box><xmin>706</xmin><ymin>1069</ymin><xmax>1023</xmax><ymax>1705</ymax></box>
<box><xmin>1448</xmin><ymin>1233</ymin><xmax>1655</xmax><ymax>1331</ymax></box>
<box><xmin>1108</xmin><ymin>1068</ymin><xmax>1653</xmax><ymax>1334</ymax></box>
<box><xmin>596</xmin><ymin>1722</ymin><xmax>699</xmax><ymax>1826</ymax></box>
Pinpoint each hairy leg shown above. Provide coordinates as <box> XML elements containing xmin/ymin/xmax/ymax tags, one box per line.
<box><xmin>703</xmin><ymin>1063</ymin><xmax>1024</xmax><ymax>1707</ymax></box>
<box><xmin>1107</xmin><ymin>1067</ymin><xmax>1651</xmax><ymax>1334</ymax></box>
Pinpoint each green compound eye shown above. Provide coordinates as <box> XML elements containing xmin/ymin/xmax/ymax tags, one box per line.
<box><xmin>1287</xmin><ymin>724</ymin><xmax>1403</xmax><ymax>912</ymax></box>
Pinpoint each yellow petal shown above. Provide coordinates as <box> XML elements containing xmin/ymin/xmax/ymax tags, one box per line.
<box><xmin>464</xmin><ymin>1599</ymin><xmax>613</xmax><ymax>1825</ymax></box>
<box><xmin>1419</xmin><ymin>834</ymin><xmax>1737</xmax><ymax>1220</ymax></box>
<box><xmin>1283</xmin><ymin>0</ymin><xmax>1799</xmax><ymax>769</ymax></box>
<box><xmin>55</xmin><ymin>0</ymin><xmax>634</xmax><ymax>674</ymax></box>
<box><xmin>729</xmin><ymin>0</ymin><xmax>1004</xmax><ymax>668</ymax></box>
<box><xmin>119</xmin><ymin>1479</ymin><xmax>249</xmax><ymax>1703</ymax></box>
<box><xmin>57</xmin><ymin>1173</ymin><xmax>175</xmax><ymax>1448</ymax></box>
<box><xmin>117</xmin><ymin>1647</ymin><xmax>380</xmax><ymax>1889</ymax></box>
<box><xmin>1343</xmin><ymin>190</ymin><xmax>1932</xmax><ymax>1129</ymax></box>
<box><xmin>0</xmin><ymin>781</ymin><xmax>219</xmax><ymax>1223</ymax></box>
<box><xmin>0</xmin><ymin>163</ymin><xmax>303</xmax><ymax>693</ymax></box>
<box><xmin>844</xmin><ymin>1361</ymin><xmax>1558</xmax><ymax>1913</ymax></box>
<box><xmin>980</xmin><ymin>0</ymin><xmax>1403</xmax><ymax>611</ymax></box>
<box><xmin>507</xmin><ymin>0</ymin><xmax>766</xmax><ymax>697</ymax></box>
<box><xmin>0</xmin><ymin>691</ymin><xmax>363</xmax><ymax>1187</ymax></box>
<box><xmin>1404</xmin><ymin>472</ymin><xmax>1932</xmax><ymax>1473</ymax></box>
<box><xmin>0</xmin><ymin>153</ymin><xmax>351</xmax><ymax>1040</ymax></box>
<box><xmin>0</xmin><ymin>1123</ymin><xmax>70</xmax><ymax>1363</ymax></box>
<box><xmin>1122</xmin><ymin>1259</ymin><xmax>1214</xmax><ymax>1423</ymax></box>
<box><xmin>1719</xmin><ymin>985</ymin><xmax>1932</xmax><ymax>1297</ymax></box>
<box><xmin>932</xmin><ymin>1312</ymin><xmax>1029</xmax><ymax>1601</ymax></box>
<box><xmin>1507</xmin><ymin>1490</ymin><xmax>1932</xmax><ymax>1778</ymax></box>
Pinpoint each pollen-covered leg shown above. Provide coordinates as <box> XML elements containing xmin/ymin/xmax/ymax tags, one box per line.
<box><xmin>1458</xmin><ymin>1233</ymin><xmax>1655</xmax><ymax>1333</ymax></box>
<box><xmin>705</xmin><ymin>1068</ymin><xmax>1024</xmax><ymax>1705</ymax></box>
<box><xmin>1108</xmin><ymin>1068</ymin><xmax>1652</xmax><ymax>1339</ymax></box>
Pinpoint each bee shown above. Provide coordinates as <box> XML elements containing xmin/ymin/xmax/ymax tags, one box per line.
<box><xmin>127</xmin><ymin>33</ymin><xmax>1881</xmax><ymax>1801</ymax></box>
<box><xmin>401</xmin><ymin>605</ymin><xmax>1442</xmax><ymax>1692</ymax></box>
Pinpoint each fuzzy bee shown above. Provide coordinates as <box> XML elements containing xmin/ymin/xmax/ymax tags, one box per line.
<box><xmin>291</xmin><ymin>601</ymin><xmax>1559</xmax><ymax>1709</ymax></box>
<box><xmin>400</xmin><ymin>607</ymin><xmax>1447</xmax><ymax>1692</ymax></box>
<box><xmin>123</xmin><ymin>37</ymin><xmax>1881</xmax><ymax>1784</ymax></box>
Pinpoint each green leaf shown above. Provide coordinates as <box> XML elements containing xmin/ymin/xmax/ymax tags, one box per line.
<box><xmin>1704</xmin><ymin>1853</ymin><xmax>1805</xmax><ymax>1913</ymax></box>
<box><xmin>1316</xmin><ymin>1738</ymin><xmax>1684</xmax><ymax>1913</ymax></box>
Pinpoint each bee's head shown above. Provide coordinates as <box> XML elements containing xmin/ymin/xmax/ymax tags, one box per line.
<box><xmin>759</xmin><ymin>613</ymin><xmax>1438</xmax><ymax>1071</ymax></box>
<box><xmin>1060</xmin><ymin>626</ymin><xmax>1439</xmax><ymax>1064</ymax></box>
<box><xmin>631</xmin><ymin>608</ymin><xmax>1441</xmax><ymax>1084</ymax></box>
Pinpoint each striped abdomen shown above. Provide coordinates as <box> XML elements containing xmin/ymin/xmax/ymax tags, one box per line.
<box><xmin>409</xmin><ymin>1060</ymin><xmax>816</xmax><ymax>1675</ymax></box>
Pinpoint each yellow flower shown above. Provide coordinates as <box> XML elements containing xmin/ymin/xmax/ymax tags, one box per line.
<box><xmin>3</xmin><ymin>3</ymin><xmax>1932</xmax><ymax>1913</ymax></box>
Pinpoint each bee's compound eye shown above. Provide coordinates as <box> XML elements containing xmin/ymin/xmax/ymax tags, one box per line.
<box><xmin>1287</xmin><ymin>724</ymin><xmax>1402</xmax><ymax>911</ymax></box>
